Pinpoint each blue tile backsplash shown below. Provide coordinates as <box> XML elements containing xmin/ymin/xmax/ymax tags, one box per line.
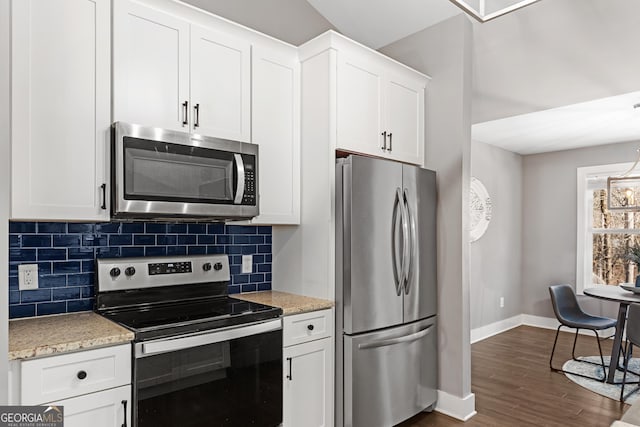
<box><xmin>8</xmin><ymin>221</ymin><xmax>272</xmax><ymax>319</ymax></box>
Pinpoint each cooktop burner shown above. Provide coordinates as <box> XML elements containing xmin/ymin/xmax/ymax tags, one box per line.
<box><xmin>95</xmin><ymin>254</ymin><xmax>281</xmax><ymax>341</ymax></box>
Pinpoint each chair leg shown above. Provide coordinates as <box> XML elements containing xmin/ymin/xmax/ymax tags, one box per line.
<box><xmin>621</xmin><ymin>342</ymin><xmax>633</xmax><ymax>401</ymax></box>
<box><xmin>593</xmin><ymin>329</ymin><xmax>607</xmax><ymax>382</ymax></box>
<box><xmin>549</xmin><ymin>325</ymin><xmax>563</xmax><ymax>370</ymax></box>
<box><xmin>549</xmin><ymin>325</ymin><xmax>609</xmax><ymax>382</ymax></box>
<box><xmin>571</xmin><ymin>328</ymin><xmax>580</xmax><ymax>361</ymax></box>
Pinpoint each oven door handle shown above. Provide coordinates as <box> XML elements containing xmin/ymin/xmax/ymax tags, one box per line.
<box><xmin>140</xmin><ymin>319</ymin><xmax>281</xmax><ymax>356</ymax></box>
<box><xmin>233</xmin><ymin>153</ymin><xmax>245</xmax><ymax>205</ymax></box>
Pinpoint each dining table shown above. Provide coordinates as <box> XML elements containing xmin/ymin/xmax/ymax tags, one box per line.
<box><xmin>583</xmin><ymin>285</ymin><xmax>640</xmax><ymax>383</ymax></box>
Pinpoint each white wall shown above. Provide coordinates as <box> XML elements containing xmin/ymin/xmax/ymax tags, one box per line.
<box><xmin>381</xmin><ymin>14</ymin><xmax>474</xmax><ymax>414</ymax></box>
<box><xmin>0</xmin><ymin>0</ymin><xmax>10</xmax><ymax>403</ymax></box>
<box><xmin>522</xmin><ymin>140</ymin><xmax>640</xmax><ymax>319</ymax></box>
<box><xmin>470</xmin><ymin>141</ymin><xmax>522</xmax><ymax>329</ymax></box>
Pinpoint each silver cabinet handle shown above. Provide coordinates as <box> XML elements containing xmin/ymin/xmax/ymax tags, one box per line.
<box><xmin>182</xmin><ymin>101</ymin><xmax>188</xmax><ymax>126</ymax></box>
<box><xmin>388</xmin><ymin>132</ymin><xmax>393</xmax><ymax>151</ymax></box>
<box><xmin>358</xmin><ymin>326</ymin><xmax>432</xmax><ymax>349</ymax></box>
<box><xmin>194</xmin><ymin>103</ymin><xmax>200</xmax><ymax>128</ymax></box>
<box><xmin>233</xmin><ymin>153</ymin><xmax>245</xmax><ymax>204</ymax></box>
<box><xmin>391</xmin><ymin>188</ymin><xmax>403</xmax><ymax>296</ymax></box>
<box><xmin>381</xmin><ymin>131</ymin><xmax>387</xmax><ymax>151</ymax></box>
<box><xmin>142</xmin><ymin>319</ymin><xmax>281</xmax><ymax>355</ymax></box>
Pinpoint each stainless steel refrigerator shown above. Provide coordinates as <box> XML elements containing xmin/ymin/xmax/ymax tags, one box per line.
<box><xmin>336</xmin><ymin>154</ymin><xmax>437</xmax><ymax>427</ymax></box>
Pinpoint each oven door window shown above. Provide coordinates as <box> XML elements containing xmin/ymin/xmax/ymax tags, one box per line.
<box><xmin>135</xmin><ymin>329</ymin><xmax>282</xmax><ymax>427</ymax></box>
<box><xmin>124</xmin><ymin>137</ymin><xmax>236</xmax><ymax>204</ymax></box>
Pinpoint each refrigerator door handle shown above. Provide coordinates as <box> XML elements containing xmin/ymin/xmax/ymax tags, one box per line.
<box><xmin>357</xmin><ymin>326</ymin><xmax>433</xmax><ymax>350</ymax></box>
<box><xmin>399</xmin><ymin>189</ymin><xmax>410</xmax><ymax>293</ymax></box>
<box><xmin>403</xmin><ymin>189</ymin><xmax>416</xmax><ymax>295</ymax></box>
<box><xmin>391</xmin><ymin>188</ymin><xmax>403</xmax><ymax>296</ymax></box>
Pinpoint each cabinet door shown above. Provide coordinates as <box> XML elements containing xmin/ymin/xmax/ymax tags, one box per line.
<box><xmin>191</xmin><ymin>26</ymin><xmax>251</xmax><ymax>141</ymax></box>
<box><xmin>336</xmin><ymin>52</ymin><xmax>385</xmax><ymax>157</ymax></box>
<box><xmin>11</xmin><ymin>0</ymin><xmax>110</xmax><ymax>221</ymax></box>
<box><xmin>113</xmin><ymin>0</ymin><xmax>190</xmax><ymax>132</ymax></box>
<box><xmin>48</xmin><ymin>386</ymin><xmax>131</xmax><ymax>427</ymax></box>
<box><xmin>251</xmin><ymin>45</ymin><xmax>300</xmax><ymax>224</ymax></box>
<box><xmin>283</xmin><ymin>338</ymin><xmax>332</xmax><ymax>427</ymax></box>
<box><xmin>385</xmin><ymin>72</ymin><xmax>425</xmax><ymax>166</ymax></box>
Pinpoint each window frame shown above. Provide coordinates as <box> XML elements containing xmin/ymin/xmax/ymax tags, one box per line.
<box><xmin>576</xmin><ymin>162</ymin><xmax>635</xmax><ymax>294</ymax></box>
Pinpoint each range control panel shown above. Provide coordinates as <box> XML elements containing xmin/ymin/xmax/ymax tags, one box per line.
<box><xmin>148</xmin><ymin>261</ymin><xmax>192</xmax><ymax>275</ymax></box>
<box><xmin>96</xmin><ymin>254</ymin><xmax>230</xmax><ymax>293</ymax></box>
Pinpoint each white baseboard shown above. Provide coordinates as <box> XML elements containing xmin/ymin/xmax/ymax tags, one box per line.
<box><xmin>470</xmin><ymin>314</ymin><xmax>617</xmax><ymax>344</ymax></box>
<box><xmin>434</xmin><ymin>390</ymin><xmax>476</xmax><ymax>421</ymax></box>
<box><xmin>471</xmin><ymin>315</ymin><xmax>523</xmax><ymax>344</ymax></box>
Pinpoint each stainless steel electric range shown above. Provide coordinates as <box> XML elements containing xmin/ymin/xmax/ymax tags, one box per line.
<box><xmin>95</xmin><ymin>254</ymin><xmax>283</xmax><ymax>427</ymax></box>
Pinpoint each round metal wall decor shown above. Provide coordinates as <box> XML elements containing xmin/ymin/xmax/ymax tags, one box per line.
<box><xmin>470</xmin><ymin>177</ymin><xmax>492</xmax><ymax>243</ymax></box>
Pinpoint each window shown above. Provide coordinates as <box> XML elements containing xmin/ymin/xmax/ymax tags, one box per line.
<box><xmin>577</xmin><ymin>163</ymin><xmax>640</xmax><ymax>294</ymax></box>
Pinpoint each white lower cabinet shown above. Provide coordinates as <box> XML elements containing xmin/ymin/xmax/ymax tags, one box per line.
<box><xmin>283</xmin><ymin>309</ymin><xmax>334</xmax><ymax>427</ymax></box>
<box><xmin>9</xmin><ymin>344</ymin><xmax>132</xmax><ymax>427</ymax></box>
<box><xmin>49</xmin><ymin>385</ymin><xmax>131</xmax><ymax>427</ymax></box>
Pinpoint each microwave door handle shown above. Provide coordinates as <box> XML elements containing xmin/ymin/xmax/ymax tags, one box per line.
<box><xmin>234</xmin><ymin>153</ymin><xmax>245</xmax><ymax>204</ymax></box>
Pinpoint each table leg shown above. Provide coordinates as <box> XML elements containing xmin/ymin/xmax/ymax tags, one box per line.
<box><xmin>607</xmin><ymin>303</ymin><xmax>629</xmax><ymax>383</ymax></box>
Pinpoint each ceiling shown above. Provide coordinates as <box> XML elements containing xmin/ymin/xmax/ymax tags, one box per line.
<box><xmin>304</xmin><ymin>0</ymin><xmax>461</xmax><ymax>49</ymax></box>
<box><xmin>472</xmin><ymin>91</ymin><xmax>640</xmax><ymax>155</ymax></box>
<box><xmin>182</xmin><ymin>0</ymin><xmax>640</xmax><ymax>156</ymax></box>
<box><xmin>470</xmin><ymin>0</ymin><xmax>640</xmax><ymax>154</ymax></box>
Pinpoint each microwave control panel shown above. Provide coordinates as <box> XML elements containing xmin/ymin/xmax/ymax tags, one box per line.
<box><xmin>242</xmin><ymin>155</ymin><xmax>256</xmax><ymax>206</ymax></box>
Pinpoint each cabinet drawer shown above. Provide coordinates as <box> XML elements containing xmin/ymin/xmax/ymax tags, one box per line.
<box><xmin>21</xmin><ymin>344</ymin><xmax>131</xmax><ymax>405</ymax></box>
<box><xmin>284</xmin><ymin>309</ymin><xmax>333</xmax><ymax>347</ymax></box>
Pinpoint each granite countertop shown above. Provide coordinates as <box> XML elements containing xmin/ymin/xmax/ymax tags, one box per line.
<box><xmin>231</xmin><ymin>290</ymin><xmax>334</xmax><ymax>315</ymax></box>
<box><xmin>9</xmin><ymin>312</ymin><xmax>134</xmax><ymax>361</ymax></box>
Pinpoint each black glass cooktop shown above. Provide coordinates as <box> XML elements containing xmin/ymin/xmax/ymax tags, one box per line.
<box><xmin>100</xmin><ymin>296</ymin><xmax>282</xmax><ymax>341</ymax></box>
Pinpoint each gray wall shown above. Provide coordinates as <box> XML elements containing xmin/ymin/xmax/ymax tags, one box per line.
<box><xmin>381</xmin><ymin>14</ymin><xmax>473</xmax><ymax>400</ymax></box>
<box><xmin>470</xmin><ymin>141</ymin><xmax>522</xmax><ymax>329</ymax></box>
<box><xmin>522</xmin><ymin>140</ymin><xmax>640</xmax><ymax>319</ymax></box>
<box><xmin>0</xmin><ymin>0</ymin><xmax>9</xmax><ymax>403</ymax></box>
<box><xmin>181</xmin><ymin>0</ymin><xmax>333</xmax><ymax>45</ymax></box>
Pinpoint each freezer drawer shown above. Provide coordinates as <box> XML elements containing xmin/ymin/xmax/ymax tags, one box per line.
<box><xmin>343</xmin><ymin>317</ymin><xmax>437</xmax><ymax>427</ymax></box>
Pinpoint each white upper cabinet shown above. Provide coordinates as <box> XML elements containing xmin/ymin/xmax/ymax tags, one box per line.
<box><xmin>336</xmin><ymin>53</ymin><xmax>385</xmax><ymax>157</ymax></box>
<box><xmin>384</xmin><ymin>71</ymin><xmax>425</xmax><ymax>165</ymax></box>
<box><xmin>191</xmin><ymin>26</ymin><xmax>251</xmax><ymax>141</ymax></box>
<box><xmin>11</xmin><ymin>0</ymin><xmax>111</xmax><ymax>221</ymax></box>
<box><xmin>113</xmin><ymin>0</ymin><xmax>190</xmax><ymax>132</ymax></box>
<box><xmin>113</xmin><ymin>0</ymin><xmax>251</xmax><ymax>141</ymax></box>
<box><xmin>250</xmin><ymin>45</ymin><xmax>300</xmax><ymax>224</ymax></box>
<box><xmin>303</xmin><ymin>32</ymin><xmax>428</xmax><ymax>166</ymax></box>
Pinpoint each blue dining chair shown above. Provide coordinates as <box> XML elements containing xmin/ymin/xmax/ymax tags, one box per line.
<box><xmin>548</xmin><ymin>284</ymin><xmax>617</xmax><ymax>382</ymax></box>
<box><xmin>620</xmin><ymin>303</ymin><xmax>640</xmax><ymax>401</ymax></box>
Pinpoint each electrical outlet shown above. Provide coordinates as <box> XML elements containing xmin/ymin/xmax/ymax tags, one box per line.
<box><xmin>242</xmin><ymin>255</ymin><xmax>253</xmax><ymax>274</ymax></box>
<box><xmin>18</xmin><ymin>264</ymin><xmax>39</xmax><ymax>290</ymax></box>
<box><xmin>499</xmin><ymin>297</ymin><xmax>504</xmax><ymax>308</ymax></box>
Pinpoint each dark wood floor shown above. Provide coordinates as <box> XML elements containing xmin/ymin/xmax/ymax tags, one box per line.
<box><xmin>398</xmin><ymin>326</ymin><xmax>629</xmax><ymax>427</ymax></box>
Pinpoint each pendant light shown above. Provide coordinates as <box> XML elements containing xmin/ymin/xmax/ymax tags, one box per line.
<box><xmin>448</xmin><ymin>0</ymin><xmax>542</xmax><ymax>22</ymax></box>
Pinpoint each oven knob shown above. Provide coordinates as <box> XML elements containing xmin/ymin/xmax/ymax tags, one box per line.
<box><xmin>125</xmin><ymin>267</ymin><xmax>136</xmax><ymax>277</ymax></box>
<box><xmin>214</xmin><ymin>262</ymin><xmax>223</xmax><ymax>271</ymax></box>
<box><xmin>109</xmin><ymin>267</ymin><xmax>121</xmax><ymax>278</ymax></box>
<box><xmin>203</xmin><ymin>263</ymin><xmax>212</xmax><ymax>272</ymax></box>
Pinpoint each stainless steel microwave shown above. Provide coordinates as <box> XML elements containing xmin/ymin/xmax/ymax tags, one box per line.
<box><xmin>111</xmin><ymin>122</ymin><xmax>258</xmax><ymax>220</ymax></box>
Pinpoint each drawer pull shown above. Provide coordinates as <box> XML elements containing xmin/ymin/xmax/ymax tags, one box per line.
<box><xmin>76</xmin><ymin>370</ymin><xmax>87</xmax><ymax>380</ymax></box>
<box><xmin>286</xmin><ymin>357</ymin><xmax>292</xmax><ymax>381</ymax></box>
<box><xmin>307</xmin><ymin>324</ymin><xmax>314</xmax><ymax>331</ymax></box>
